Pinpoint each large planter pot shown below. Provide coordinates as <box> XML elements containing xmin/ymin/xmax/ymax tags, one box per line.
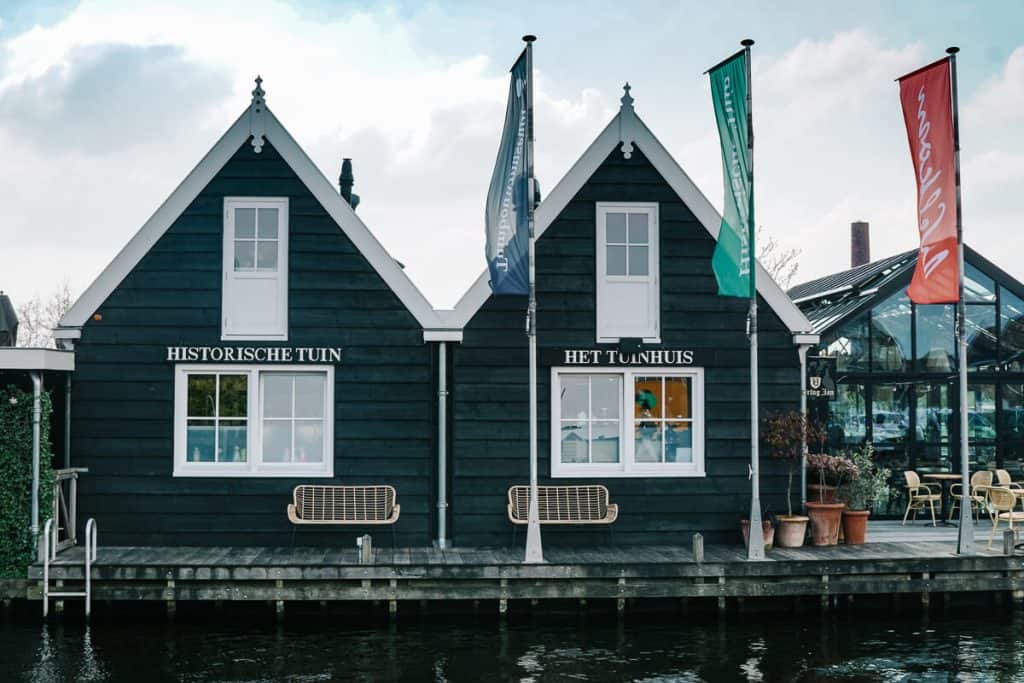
<box><xmin>807</xmin><ymin>483</ymin><xmax>838</xmax><ymax>504</ymax></box>
<box><xmin>741</xmin><ymin>519</ymin><xmax>775</xmax><ymax>552</ymax></box>
<box><xmin>841</xmin><ymin>509</ymin><xmax>871</xmax><ymax>545</ymax></box>
<box><xmin>805</xmin><ymin>502</ymin><xmax>845</xmax><ymax>546</ymax></box>
<box><xmin>775</xmin><ymin>515</ymin><xmax>809</xmax><ymax>548</ymax></box>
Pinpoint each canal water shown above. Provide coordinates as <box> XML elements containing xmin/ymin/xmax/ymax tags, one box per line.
<box><xmin>2</xmin><ymin>608</ymin><xmax>1023</xmax><ymax>681</ymax></box>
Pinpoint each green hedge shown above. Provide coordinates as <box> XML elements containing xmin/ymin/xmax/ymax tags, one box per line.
<box><xmin>0</xmin><ymin>385</ymin><xmax>55</xmax><ymax>577</ymax></box>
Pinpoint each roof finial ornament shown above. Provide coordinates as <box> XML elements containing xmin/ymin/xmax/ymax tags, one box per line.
<box><xmin>249</xmin><ymin>74</ymin><xmax>267</xmax><ymax>154</ymax></box>
<box><xmin>618</xmin><ymin>82</ymin><xmax>636</xmax><ymax>159</ymax></box>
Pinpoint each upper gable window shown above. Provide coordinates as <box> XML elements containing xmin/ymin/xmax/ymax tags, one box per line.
<box><xmin>596</xmin><ymin>203</ymin><xmax>660</xmax><ymax>343</ymax></box>
<box><xmin>222</xmin><ymin>198</ymin><xmax>288</xmax><ymax>340</ymax></box>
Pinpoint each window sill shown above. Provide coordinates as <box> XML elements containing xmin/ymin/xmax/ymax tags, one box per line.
<box><xmin>551</xmin><ymin>467</ymin><xmax>706</xmax><ymax>479</ymax></box>
<box><xmin>173</xmin><ymin>466</ymin><xmax>334</xmax><ymax>478</ymax></box>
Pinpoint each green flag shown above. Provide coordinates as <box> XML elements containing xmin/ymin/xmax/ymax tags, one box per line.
<box><xmin>709</xmin><ymin>50</ymin><xmax>753</xmax><ymax>298</ymax></box>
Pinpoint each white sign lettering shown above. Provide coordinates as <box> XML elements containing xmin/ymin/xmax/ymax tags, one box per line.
<box><xmin>166</xmin><ymin>346</ymin><xmax>342</xmax><ymax>363</ymax></box>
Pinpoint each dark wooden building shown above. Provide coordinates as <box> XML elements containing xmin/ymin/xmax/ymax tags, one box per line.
<box><xmin>54</xmin><ymin>81</ymin><xmax>452</xmax><ymax>546</ymax></box>
<box><xmin>444</xmin><ymin>89</ymin><xmax>818</xmax><ymax>546</ymax></box>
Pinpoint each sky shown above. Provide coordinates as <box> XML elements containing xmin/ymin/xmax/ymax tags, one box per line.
<box><xmin>1</xmin><ymin>0</ymin><xmax>1022</xmax><ymax>313</ymax></box>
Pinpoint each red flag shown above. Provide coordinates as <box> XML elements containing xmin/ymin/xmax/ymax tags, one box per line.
<box><xmin>898</xmin><ymin>58</ymin><xmax>959</xmax><ymax>304</ymax></box>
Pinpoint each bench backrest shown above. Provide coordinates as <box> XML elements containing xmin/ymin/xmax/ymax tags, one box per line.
<box><xmin>292</xmin><ymin>485</ymin><xmax>396</xmax><ymax>522</ymax></box>
<box><xmin>508</xmin><ymin>485</ymin><xmax>609</xmax><ymax>522</ymax></box>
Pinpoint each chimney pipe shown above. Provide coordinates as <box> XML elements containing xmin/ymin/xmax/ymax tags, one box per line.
<box><xmin>339</xmin><ymin>158</ymin><xmax>360</xmax><ymax>211</ymax></box>
<box><xmin>851</xmin><ymin>221</ymin><xmax>870</xmax><ymax>268</ymax></box>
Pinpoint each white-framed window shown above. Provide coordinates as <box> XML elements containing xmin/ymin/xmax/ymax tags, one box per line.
<box><xmin>596</xmin><ymin>202</ymin><xmax>660</xmax><ymax>343</ymax></box>
<box><xmin>222</xmin><ymin>197</ymin><xmax>289</xmax><ymax>340</ymax></box>
<box><xmin>173</xmin><ymin>364</ymin><xmax>333</xmax><ymax>477</ymax></box>
<box><xmin>550</xmin><ymin>366</ymin><xmax>704</xmax><ymax>478</ymax></box>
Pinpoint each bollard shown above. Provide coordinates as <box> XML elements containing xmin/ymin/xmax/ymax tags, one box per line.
<box><xmin>692</xmin><ymin>533</ymin><xmax>704</xmax><ymax>564</ymax></box>
<box><xmin>358</xmin><ymin>534</ymin><xmax>373</xmax><ymax>565</ymax></box>
<box><xmin>1004</xmin><ymin>529</ymin><xmax>1019</xmax><ymax>557</ymax></box>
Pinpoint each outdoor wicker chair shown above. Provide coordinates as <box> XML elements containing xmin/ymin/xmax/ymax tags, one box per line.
<box><xmin>902</xmin><ymin>470</ymin><xmax>941</xmax><ymax>526</ymax></box>
<box><xmin>948</xmin><ymin>470</ymin><xmax>993</xmax><ymax>522</ymax></box>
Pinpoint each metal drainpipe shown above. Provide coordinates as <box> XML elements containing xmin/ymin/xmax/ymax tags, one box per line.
<box><xmin>797</xmin><ymin>345</ymin><xmax>810</xmax><ymax>511</ymax></box>
<box><xmin>30</xmin><ymin>371</ymin><xmax>43</xmax><ymax>560</ymax></box>
<box><xmin>64</xmin><ymin>374</ymin><xmax>71</xmax><ymax>469</ymax></box>
<box><xmin>436</xmin><ymin>342</ymin><xmax>449</xmax><ymax>549</ymax></box>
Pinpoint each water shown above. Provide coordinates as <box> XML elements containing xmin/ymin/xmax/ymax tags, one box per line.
<box><xmin>2</xmin><ymin>608</ymin><xmax>1023</xmax><ymax>682</ymax></box>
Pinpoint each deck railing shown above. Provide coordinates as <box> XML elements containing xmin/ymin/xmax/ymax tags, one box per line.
<box><xmin>51</xmin><ymin>468</ymin><xmax>87</xmax><ymax>554</ymax></box>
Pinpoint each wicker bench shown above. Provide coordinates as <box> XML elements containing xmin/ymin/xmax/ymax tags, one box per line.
<box><xmin>287</xmin><ymin>484</ymin><xmax>400</xmax><ymax>546</ymax></box>
<box><xmin>507</xmin><ymin>484</ymin><xmax>618</xmax><ymax>544</ymax></box>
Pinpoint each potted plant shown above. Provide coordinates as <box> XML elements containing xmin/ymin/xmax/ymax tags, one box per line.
<box><xmin>761</xmin><ymin>411</ymin><xmax>812</xmax><ymax>547</ymax></box>
<box><xmin>806</xmin><ymin>453</ymin><xmax>857</xmax><ymax>546</ymax></box>
<box><xmin>836</xmin><ymin>444</ymin><xmax>891</xmax><ymax>544</ymax></box>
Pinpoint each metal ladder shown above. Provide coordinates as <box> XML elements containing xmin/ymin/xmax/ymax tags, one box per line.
<box><xmin>41</xmin><ymin>517</ymin><xmax>97</xmax><ymax>617</ymax></box>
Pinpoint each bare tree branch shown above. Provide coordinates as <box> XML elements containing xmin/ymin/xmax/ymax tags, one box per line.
<box><xmin>15</xmin><ymin>281</ymin><xmax>74</xmax><ymax>348</ymax></box>
<box><xmin>757</xmin><ymin>226</ymin><xmax>801</xmax><ymax>290</ymax></box>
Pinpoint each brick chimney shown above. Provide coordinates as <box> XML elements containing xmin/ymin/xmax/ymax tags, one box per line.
<box><xmin>851</xmin><ymin>221</ymin><xmax>870</xmax><ymax>268</ymax></box>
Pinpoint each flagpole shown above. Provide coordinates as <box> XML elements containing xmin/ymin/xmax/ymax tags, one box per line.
<box><xmin>523</xmin><ymin>33</ymin><xmax>544</xmax><ymax>564</ymax></box>
<box><xmin>741</xmin><ymin>38</ymin><xmax>764</xmax><ymax>561</ymax></box>
<box><xmin>948</xmin><ymin>46</ymin><xmax>975</xmax><ymax>555</ymax></box>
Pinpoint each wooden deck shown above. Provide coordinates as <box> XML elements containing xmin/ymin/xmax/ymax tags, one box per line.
<box><xmin>22</xmin><ymin>522</ymin><xmax>1024</xmax><ymax>607</ymax></box>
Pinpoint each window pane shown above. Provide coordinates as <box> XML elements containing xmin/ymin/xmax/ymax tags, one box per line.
<box><xmin>235</xmin><ymin>208</ymin><xmax>256</xmax><ymax>238</ymax></box>
<box><xmin>263</xmin><ymin>375</ymin><xmax>293</xmax><ymax>418</ymax></box>
<box><xmin>606</xmin><ymin>213</ymin><xmax>627</xmax><ymax>243</ymax></box>
<box><xmin>218</xmin><ymin>420</ymin><xmax>247</xmax><ymax>462</ymax></box>
<box><xmin>294</xmin><ymin>375</ymin><xmax>325</xmax><ymax>418</ymax></box>
<box><xmin>966</xmin><ymin>305</ymin><xmax>997</xmax><ymax>371</ymax></box>
<box><xmin>1002</xmin><ymin>384</ymin><xmax>1024</xmax><ymax>442</ymax></box>
<box><xmin>591</xmin><ymin>376</ymin><xmax>620</xmax><ymax>420</ymax></box>
<box><xmin>916</xmin><ymin>444</ymin><xmax>949</xmax><ymax>473</ymax></box>
<box><xmin>916</xmin><ymin>382</ymin><xmax>950</xmax><ymax>443</ymax></box>
<box><xmin>560</xmin><ymin>422</ymin><xmax>588</xmax><ymax>463</ymax></box>
<box><xmin>262</xmin><ymin>420</ymin><xmax>291</xmax><ymax>463</ymax></box>
<box><xmin>218</xmin><ymin>375</ymin><xmax>247</xmax><ymax>418</ymax></box>
<box><xmin>665</xmin><ymin>377</ymin><xmax>691</xmax><ymax>419</ymax></box>
<box><xmin>606</xmin><ymin>246</ymin><xmax>627</xmax><ymax>276</ymax></box>
<box><xmin>591</xmin><ymin>421</ymin><xmax>620</xmax><ymax>463</ymax></box>
<box><xmin>257</xmin><ymin>208</ymin><xmax>279</xmax><ymax>238</ymax></box>
<box><xmin>187</xmin><ymin>375</ymin><xmax>216</xmax><ymax>417</ymax></box>
<box><xmin>968</xmin><ymin>383</ymin><xmax>996</xmax><ymax>441</ymax></box>
<box><xmin>627</xmin><ymin>213</ymin><xmax>648</xmax><ymax>244</ymax></box>
<box><xmin>871</xmin><ymin>291</ymin><xmax>911</xmax><ymax>372</ymax></box>
<box><xmin>294</xmin><ymin>421</ymin><xmax>323</xmax><ymax>463</ymax></box>
<box><xmin>635</xmin><ymin>376</ymin><xmax>662</xmax><ymax>420</ymax></box>
<box><xmin>872</xmin><ymin>383</ymin><xmax>909</xmax><ymax>451</ymax></box>
<box><xmin>819</xmin><ymin>314</ymin><xmax>869</xmax><ymax>373</ymax></box>
<box><xmin>186</xmin><ymin>420</ymin><xmax>215</xmax><ymax>461</ymax></box>
<box><xmin>825</xmin><ymin>383</ymin><xmax>866</xmax><ymax>450</ymax></box>
<box><xmin>665</xmin><ymin>423</ymin><xmax>693</xmax><ymax>463</ymax></box>
<box><xmin>628</xmin><ymin>246</ymin><xmax>648</xmax><ymax>276</ymax></box>
<box><xmin>971</xmin><ymin>444</ymin><xmax>997</xmax><ymax>472</ymax></box>
<box><xmin>256</xmin><ymin>240</ymin><xmax>278</xmax><ymax>271</ymax></box>
<box><xmin>914</xmin><ymin>305</ymin><xmax>954</xmax><ymax>372</ymax></box>
<box><xmin>635</xmin><ymin>423</ymin><xmax>662</xmax><ymax>462</ymax></box>
<box><xmin>1001</xmin><ymin>286</ymin><xmax>1024</xmax><ymax>371</ymax></box>
<box><xmin>965</xmin><ymin>263</ymin><xmax>996</xmax><ymax>303</ymax></box>
<box><xmin>234</xmin><ymin>240</ymin><xmax>255</xmax><ymax>270</ymax></box>
<box><xmin>560</xmin><ymin>376</ymin><xmax>589</xmax><ymax>420</ymax></box>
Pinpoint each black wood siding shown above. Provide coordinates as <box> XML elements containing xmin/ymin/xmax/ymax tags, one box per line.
<box><xmin>71</xmin><ymin>139</ymin><xmax>435</xmax><ymax>546</ymax></box>
<box><xmin>451</xmin><ymin>146</ymin><xmax>800</xmax><ymax>546</ymax></box>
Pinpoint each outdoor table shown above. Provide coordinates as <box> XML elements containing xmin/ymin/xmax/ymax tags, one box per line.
<box><xmin>923</xmin><ymin>473</ymin><xmax>963</xmax><ymax>526</ymax></box>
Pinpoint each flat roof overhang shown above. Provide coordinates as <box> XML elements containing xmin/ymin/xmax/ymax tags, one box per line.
<box><xmin>0</xmin><ymin>348</ymin><xmax>75</xmax><ymax>372</ymax></box>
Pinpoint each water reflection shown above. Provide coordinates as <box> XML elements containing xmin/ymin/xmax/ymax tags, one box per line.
<box><xmin>3</xmin><ymin>611</ymin><xmax>1024</xmax><ymax>681</ymax></box>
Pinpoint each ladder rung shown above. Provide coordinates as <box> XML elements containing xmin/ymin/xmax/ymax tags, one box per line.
<box><xmin>47</xmin><ymin>591</ymin><xmax>87</xmax><ymax>598</ymax></box>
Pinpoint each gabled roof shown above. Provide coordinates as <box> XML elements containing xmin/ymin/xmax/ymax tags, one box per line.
<box><xmin>56</xmin><ymin>78</ymin><xmax>445</xmax><ymax>341</ymax></box>
<box><xmin>448</xmin><ymin>87</ymin><xmax>815</xmax><ymax>342</ymax></box>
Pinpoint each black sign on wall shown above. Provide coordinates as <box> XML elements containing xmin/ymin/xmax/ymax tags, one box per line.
<box><xmin>806</xmin><ymin>355</ymin><xmax>837</xmax><ymax>400</ymax></box>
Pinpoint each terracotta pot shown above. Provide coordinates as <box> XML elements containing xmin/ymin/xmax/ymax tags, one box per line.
<box><xmin>841</xmin><ymin>509</ymin><xmax>871</xmax><ymax>545</ymax></box>
<box><xmin>741</xmin><ymin>519</ymin><xmax>775</xmax><ymax>552</ymax></box>
<box><xmin>775</xmin><ymin>515</ymin><xmax>809</xmax><ymax>548</ymax></box>
<box><xmin>807</xmin><ymin>483</ymin><xmax>838</xmax><ymax>504</ymax></box>
<box><xmin>805</xmin><ymin>502</ymin><xmax>845</xmax><ymax>546</ymax></box>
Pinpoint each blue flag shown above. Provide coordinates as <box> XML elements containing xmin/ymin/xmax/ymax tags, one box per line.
<box><xmin>485</xmin><ymin>50</ymin><xmax>530</xmax><ymax>295</ymax></box>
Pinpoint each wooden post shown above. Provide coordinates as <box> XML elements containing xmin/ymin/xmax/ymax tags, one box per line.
<box><xmin>166</xmin><ymin>579</ymin><xmax>176</xmax><ymax>619</ymax></box>
<box><xmin>499</xmin><ymin>578</ymin><xmax>508</xmax><ymax>617</ymax></box>
<box><xmin>1004</xmin><ymin>529</ymin><xmax>1017</xmax><ymax>557</ymax></box>
<box><xmin>717</xmin><ymin>576</ymin><xmax>726</xmax><ymax>613</ymax></box>
<box><xmin>921</xmin><ymin>572</ymin><xmax>931</xmax><ymax>609</ymax></box>
<box><xmin>275</xmin><ymin>579</ymin><xmax>285</xmax><ymax>620</ymax></box>
<box><xmin>617</xmin><ymin>577</ymin><xmax>626</xmax><ymax>616</ymax></box>
<box><xmin>55</xmin><ymin>579</ymin><xmax>64</xmax><ymax>615</ymax></box>
<box><xmin>820</xmin><ymin>575</ymin><xmax>829</xmax><ymax>611</ymax></box>
<box><xmin>388</xmin><ymin>579</ymin><xmax>398</xmax><ymax>618</ymax></box>
<box><xmin>692</xmin><ymin>533</ymin><xmax>704</xmax><ymax>563</ymax></box>
<box><xmin>359</xmin><ymin>535</ymin><xmax>373</xmax><ymax>565</ymax></box>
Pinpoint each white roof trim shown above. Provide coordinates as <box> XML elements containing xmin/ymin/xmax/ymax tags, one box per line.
<box><xmin>448</xmin><ymin>103</ymin><xmax>814</xmax><ymax>338</ymax></box>
<box><xmin>0</xmin><ymin>348</ymin><xmax>75</xmax><ymax>372</ymax></box>
<box><xmin>58</xmin><ymin>94</ymin><xmax>441</xmax><ymax>334</ymax></box>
